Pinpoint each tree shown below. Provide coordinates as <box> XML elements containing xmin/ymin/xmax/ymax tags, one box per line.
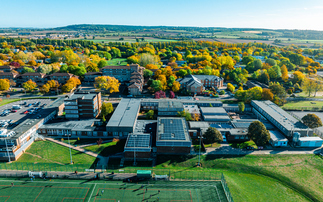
<box><xmin>146</xmin><ymin>110</ymin><xmax>154</xmax><ymax>119</ymax></box>
<box><xmin>269</xmin><ymin>82</ymin><xmax>286</xmax><ymax>105</ymax></box>
<box><xmin>204</xmin><ymin>127</ymin><xmax>223</xmax><ymax>144</ymax></box>
<box><xmin>22</xmin><ymin>66</ymin><xmax>35</xmax><ymax>74</ymax></box>
<box><xmin>292</xmin><ymin>71</ymin><xmax>305</xmax><ymax>84</ymax></box>
<box><xmin>169</xmin><ymin>91</ymin><xmax>175</xmax><ymax>98</ymax></box>
<box><xmin>98</xmin><ymin>60</ymin><xmax>109</xmax><ymax>68</ymax></box>
<box><xmin>94</xmin><ymin>76</ymin><xmax>120</xmax><ymax>93</ymax></box>
<box><xmin>149</xmin><ymin>80</ymin><xmax>162</xmax><ymax>92</ymax></box>
<box><xmin>302</xmin><ymin>114</ymin><xmax>323</xmax><ymax>129</ymax></box>
<box><xmin>37</xmin><ymin>64</ymin><xmax>52</xmax><ymax>74</ymax></box>
<box><xmin>262</xmin><ymin>88</ymin><xmax>274</xmax><ymax>101</ymax></box>
<box><xmin>177</xmin><ymin>110</ymin><xmax>192</xmax><ymax>121</ymax></box>
<box><xmin>101</xmin><ymin>102</ymin><xmax>114</xmax><ymax>117</ymax></box>
<box><xmin>254</xmin><ymin>59</ymin><xmax>263</xmax><ymax>70</ymax></box>
<box><xmin>138</xmin><ymin>53</ymin><xmax>160</xmax><ymax>67</ymax></box>
<box><xmin>62</xmin><ymin>83</ymin><xmax>74</xmax><ymax>93</ymax></box>
<box><xmin>172</xmin><ymin>81</ymin><xmax>181</xmax><ymax>92</ymax></box>
<box><xmin>40</xmin><ymin>83</ymin><xmax>51</xmax><ymax>94</ymax></box>
<box><xmin>143</xmin><ymin>69</ymin><xmax>153</xmax><ymax>78</ymax></box>
<box><xmin>22</xmin><ymin>79</ymin><xmax>37</xmax><ymax>92</ymax></box>
<box><xmin>302</xmin><ymin>78</ymin><xmax>315</xmax><ymax>97</ymax></box>
<box><xmin>268</xmin><ymin>65</ymin><xmax>282</xmax><ymax>80</ymax></box>
<box><xmin>0</xmin><ymin>79</ymin><xmax>10</xmax><ymax>91</ymax></box>
<box><xmin>247</xmin><ymin>121</ymin><xmax>270</xmax><ymax>146</ymax></box>
<box><xmin>265</xmin><ymin>58</ymin><xmax>277</xmax><ymax>66</ymax></box>
<box><xmin>227</xmin><ymin>83</ymin><xmax>235</xmax><ymax>92</ymax></box>
<box><xmin>238</xmin><ymin>102</ymin><xmax>245</xmax><ymax>113</ymax></box>
<box><xmin>193</xmin><ymin>113</ymin><xmax>200</xmax><ymax>121</ymax></box>
<box><xmin>281</xmin><ymin>65</ymin><xmax>289</xmax><ymax>82</ymax></box>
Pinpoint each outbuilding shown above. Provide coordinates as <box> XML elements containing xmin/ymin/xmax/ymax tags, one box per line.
<box><xmin>269</xmin><ymin>130</ymin><xmax>288</xmax><ymax>147</ymax></box>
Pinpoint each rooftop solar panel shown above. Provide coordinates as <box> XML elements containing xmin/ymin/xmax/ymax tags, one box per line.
<box><xmin>159</xmin><ymin>119</ymin><xmax>186</xmax><ymax>140</ymax></box>
<box><xmin>125</xmin><ymin>134</ymin><xmax>151</xmax><ymax>148</ymax></box>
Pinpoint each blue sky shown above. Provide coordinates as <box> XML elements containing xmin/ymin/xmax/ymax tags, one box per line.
<box><xmin>1</xmin><ymin>0</ymin><xmax>323</xmax><ymax>30</ymax></box>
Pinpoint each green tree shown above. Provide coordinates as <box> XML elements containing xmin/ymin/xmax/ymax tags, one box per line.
<box><xmin>227</xmin><ymin>83</ymin><xmax>235</xmax><ymax>92</ymax></box>
<box><xmin>247</xmin><ymin>121</ymin><xmax>270</xmax><ymax>146</ymax></box>
<box><xmin>22</xmin><ymin>66</ymin><xmax>35</xmax><ymax>73</ymax></box>
<box><xmin>146</xmin><ymin>110</ymin><xmax>154</xmax><ymax>119</ymax></box>
<box><xmin>302</xmin><ymin>114</ymin><xmax>323</xmax><ymax>129</ymax></box>
<box><xmin>98</xmin><ymin>60</ymin><xmax>109</xmax><ymax>68</ymax></box>
<box><xmin>177</xmin><ymin>110</ymin><xmax>192</xmax><ymax>121</ymax></box>
<box><xmin>265</xmin><ymin>58</ymin><xmax>277</xmax><ymax>66</ymax></box>
<box><xmin>269</xmin><ymin>82</ymin><xmax>287</xmax><ymax>105</ymax></box>
<box><xmin>204</xmin><ymin>127</ymin><xmax>223</xmax><ymax>144</ymax></box>
<box><xmin>143</xmin><ymin>69</ymin><xmax>153</xmax><ymax>78</ymax></box>
<box><xmin>149</xmin><ymin>80</ymin><xmax>162</xmax><ymax>92</ymax></box>
<box><xmin>254</xmin><ymin>59</ymin><xmax>263</xmax><ymax>70</ymax></box>
<box><xmin>238</xmin><ymin>102</ymin><xmax>245</xmax><ymax>113</ymax></box>
<box><xmin>101</xmin><ymin>102</ymin><xmax>114</xmax><ymax>117</ymax></box>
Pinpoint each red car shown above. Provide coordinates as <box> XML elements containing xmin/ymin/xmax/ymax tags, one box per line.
<box><xmin>11</xmin><ymin>110</ymin><xmax>17</xmax><ymax>113</ymax></box>
<box><xmin>24</xmin><ymin>110</ymin><xmax>29</xmax><ymax>114</ymax></box>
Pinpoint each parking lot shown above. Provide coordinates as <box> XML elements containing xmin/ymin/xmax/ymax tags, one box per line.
<box><xmin>0</xmin><ymin>99</ymin><xmax>53</xmax><ymax>129</ymax></box>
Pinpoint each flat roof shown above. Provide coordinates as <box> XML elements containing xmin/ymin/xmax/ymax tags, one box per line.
<box><xmin>189</xmin><ymin>121</ymin><xmax>209</xmax><ymax>129</ymax></box>
<box><xmin>269</xmin><ymin>130</ymin><xmax>288</xmax><ymax>142</ymax></box>
<box><xmin>203</xmin><ymin>115</ymin><xmax>231</xmax><ymax>121</ymax></box>
<box><xmin>66</xmin><ymin>91</ymin><xmax>99</xmax><ymax>101</ymax></box>
<box><xmin>124</xmin><ymin>133</ymin><xmax>151</xmax><ymax>152</ymax></box>
<box><xmin>252</xmin><ymin>100</ymin><xmax>308</xmax><ymax>131</ymax></box>
<box><xmin>40</xmin><ymin>119</ymin><xmax>100</xmax><ymax>131</ymax></box>
<box><xmin>157</xmin><ymin>117</ymin><xmax>190</xmax><ymax>142</ymax></box>
<box><xmin>183</xmin><ymin>105</ymin><xmax>200</xmax><ymax>114</ymax></box>
<box><xmin>107</xmin><ymin>98</ymin><xmax>140</xmax><ymax>128</ymax></box>
<box><xmin>299</xmin><ymin>137</ymin><xmax>323</xmax><ymax>141</ymax></box>
<box><xmin>158</xmin><ymin>100</ymin><xmax>183</xmax><ymax>109</ymax></box>
<box><xmin>200</xmin><ymin>107</ymin><xmax>227</xmax><ymax>114</ymax></box>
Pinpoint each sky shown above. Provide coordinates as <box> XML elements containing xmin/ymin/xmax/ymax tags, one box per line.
<box><xmin>1</xmin><ymin>0</ymin><xmax>323</xmax><ymax>30</ymax></box>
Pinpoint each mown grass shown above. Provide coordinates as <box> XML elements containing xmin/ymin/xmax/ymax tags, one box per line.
<box><xmin>12</xmin><ymin>140</ymin><xmax>96</xmax><ymax>165</ymax></box>
<box><xmin>107</xmin><ymin>58</ymin><xmax>127</xmax><ymax>66</ymax></box>
<box><xmin>155</xmin><ymin>154</ymin><xmax>323</xmax><ymax>202</ymax></box>
<box><xmin>0</xmin><ymin>99</ymin><xmax>20</xmax><ymax>107</ymax></box>
<box><xmin>283</xmin><ymin>100</ymin><xmax>323</xmax><ymax>109</ymax></box>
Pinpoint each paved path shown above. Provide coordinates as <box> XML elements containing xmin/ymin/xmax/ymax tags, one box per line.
<box><xmin>46</xmin><ymin>138</ymin><xmax>108</xmax><ymax>166</ymax></box>
<box><xmin>77</xmin><ymin>140</ymin><xmax>112</xmax><ymax>148</ymax></box>
<box><xmin>203</xmin><ymin>143</ymin><xmax>323</xmax><ymax>155</ymax></box>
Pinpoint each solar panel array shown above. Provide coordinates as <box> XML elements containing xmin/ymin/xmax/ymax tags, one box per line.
<box><xmin>126</xmin><ymin>134</ymin><xmax>150</xmax><ymax>148</ymax></box>
<box><xmin>160</xmin><ymin>119</ymin><xmax>186</xmax><ymax>140</ymax></box>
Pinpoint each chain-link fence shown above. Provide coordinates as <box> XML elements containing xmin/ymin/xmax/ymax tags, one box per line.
<box><xmin>221</xmin><ymin>173</ymin><xmax>234</xmax><ymax>202</ymax></box>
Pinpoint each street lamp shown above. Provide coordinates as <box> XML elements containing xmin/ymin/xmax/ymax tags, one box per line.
<box><xmin>65</xmin><ymin>134</ymin><xmax>73</xmax><ymax>164</ymax></box>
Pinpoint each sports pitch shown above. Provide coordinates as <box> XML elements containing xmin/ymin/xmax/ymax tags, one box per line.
<box><xmin>0</xmin><ymin>178</ymin><xmax>228</xmax><ymax>202</ymax></box>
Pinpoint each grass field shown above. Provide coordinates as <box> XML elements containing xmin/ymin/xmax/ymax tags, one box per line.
<box><xmin>107</xmin><ymin>58</ymin><xmax>127</xmax><ymax>66</ymax></box>
<box><xmin>0</xmin><ymin>178</ymin><xmax>227</xmax><ymax>202</ymax></box>
<box><xmin>0</xmin><ymin>99</ymin><xmax>20</xmax><ymax>107</ymax></box>
<box><xmin>282</xmin><ymin>100</ymin><xmax>323</xmax><ymax>110</ymax></box>
<box><xmin>11</xmin><ymin>140</ymin><xmax>96</xmax><ymax>165</ymax></box>
<box><xmin>156</xmin><ymin>154</ymin><xmax>323</xmax><ymax>202</ymax></box>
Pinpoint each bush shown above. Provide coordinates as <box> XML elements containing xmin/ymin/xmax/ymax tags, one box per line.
<box><xmin>219</xmin><ymin>90</ymin><xmax>225</xmax><ymax>95</ymax></box>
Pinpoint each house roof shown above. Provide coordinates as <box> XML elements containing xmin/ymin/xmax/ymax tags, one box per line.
<box><xmin>128</xmin><ymin>83</ymin><xmax>141</xmax><ymax>89</ymax></box>
<box><xmin>0</xmin><ymin>72</ymin><xmax>18</xmax><ymax>76</ymax></box>
<box><xmin>49</xmin><ymin>73</ymin><xmax>74</xmax><ymax>77</ymax></box>
<box><xmin>20</xmin><ymin>72</ymin><xmax>46</xmax><ymax>77</ymax></box>
<box><xmin>0</xmin><ymin>66</ymin><xmax>14</xmax><ymax>69</ymax></box>
<box><xmin>101</xmin><ymin>66</ymin><xmax>130</xmax><ymax>70</ymax></box>
<box><xmin>84</xmin><ymin>72</ymin><xmax>102</xmax><ymax>76</ymax></box>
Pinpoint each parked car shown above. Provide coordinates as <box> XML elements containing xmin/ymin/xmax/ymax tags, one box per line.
<box><xmin>24</xmin><ymin>110</ymin><xmax>29</xmax><ymax>114</ymax></box>
<box><xmin>23</xmin><ymin>102</ymin><xmax>27</xmax><ymax>105</ymax></box>
<box><xmin>27</xmin><ymin>104</ymin><xmax>32</xmax><ymax>107</ymax></box>
<box><xmin>11</xmin><ymin>109</ymin><xmax>17</xmax><ymax>113</ymax></box>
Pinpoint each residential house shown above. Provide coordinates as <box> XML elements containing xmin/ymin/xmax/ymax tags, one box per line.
<box><xmin>177</xmin><ymin>75</ymin><xmax>224</xmax><ymax>94</ymax></box>
<box><xmin>0</xmin><ymin>72</ymin><xmax>19</xmax><ymax>82</ymax></box>
<box><xmin>46</xmin><ymin>73</ymin><xmax>78</xmax><ymax>84</ymax></box>
<box><xmin>0</xmin><ymin>66</ymin><xmax>15</xmax><ymax>72</ymax></box>
<box><xmin>16</xmin><ymin>72</ymin><xmax>46</xmax><ymax>86</ymax></box>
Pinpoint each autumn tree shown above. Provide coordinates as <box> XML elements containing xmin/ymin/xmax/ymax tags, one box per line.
<box><xmin>281</xmin><ymin>65</ymin><xmax>289</xmax><ymax>82</ymax></box>
<box><xmin>269</xmin><ymin>82</ymin><xmax>286</xmax><ymax>105</ymax></box>
<box><xmin>94</xmin><ymin>76</ymin><xmax>120</xmax><ymax>93</ymax></box>
<box><xmin>169</xmin><ymin>91</ymin><xmax>175</xmax><ymax>98</ymax></box>
<box><xmin>62</xmin><ymin>77</ymin><xmax>81</xmax><ymax>93</ymax></box>
<box><xmin>138</xmin><ymin>53</ymin><xmax>160</xmax><ymax>67</ymax></box>
<box><xmin>262</xmin><ymin>88</ymin><xmax>274</xmax><ymax>101</ymax></box>
<box><xmin>0</xmin><ymin>79</ymin><xmax>10</xmax><ymax>91</ymax></box>
<box><xmin>22</xmin><ymin>79</ymin><xmax>37</xmax><ymax>92</ymax></box>
<box><xmin>143</xmin><ymin>69</ymin><xmax>153</xmax><ymax>78</ymax></box>
<box><xmin>193</xmin><ymin>113</ymin><xmax>200</xmax><ymax>121</ymax></box>
<box><xmin>292</xmin><ymin>71</ymin><xmax>305</xmax><ymax>84</ymax></box>
<box><xmin>302</xmin><ymin>78</ymin><xmax>315</xmax><ymax>97</ymax></box>
<box><xmin>204</xmin><ymin>127</ymin><xmax>223</xmax><ymax>144</ymax></box>
<box><xmin>247</xmin><ymin>121</ymin><xmax>270</xmax><ymax>146</ymax></box>
<box><xmin>302</xmin><ymin>114</ymin><xmax>323</xmax><ymax>129</ymax></box>
<box><xmin>227</xmin><ymin>83</ymin><xmax>235</xmax><ymax>92</ymax></box>
<box><xmin>172</xmin><ymin>81</ymin><xmax>181</xmax><ymax>92</ymax></box>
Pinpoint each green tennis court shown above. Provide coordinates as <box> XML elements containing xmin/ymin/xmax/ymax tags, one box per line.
<box><xmin>0</xmin><ymin>178</ymin><xmax>228</xmax><ymax>202</ymax></box>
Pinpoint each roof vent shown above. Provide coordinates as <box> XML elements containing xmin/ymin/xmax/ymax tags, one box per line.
<box><xmin>171</xmin><ymin>133</ymin><xmax>175</xmax><ymax>138</ymax></box>
<box><xmin>170</xmin><ymin>120</ymin><xmax>173</xmax><ymax>124</ymax></box>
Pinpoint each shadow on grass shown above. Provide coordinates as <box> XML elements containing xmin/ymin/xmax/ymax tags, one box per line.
<box><xmin>89</xmin><ymin>139</ymin><xmax>126</xmax><ymax>157</ymax></box>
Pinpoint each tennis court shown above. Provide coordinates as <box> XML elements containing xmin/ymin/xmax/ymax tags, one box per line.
<box><xmin>0</xmin><ymin>178</ymin><xmax>228</xmax><ymax>202</ymax></box>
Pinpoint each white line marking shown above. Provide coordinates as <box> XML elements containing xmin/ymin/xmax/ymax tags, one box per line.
<box><xmin>88</xmin><ymin>183</ymin><xmax>97</xmax><ymax>202</ymax></box>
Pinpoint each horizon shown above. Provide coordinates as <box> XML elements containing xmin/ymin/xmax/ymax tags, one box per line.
<box><xmin>1</xmin><ymin>0</ymin><xmax>323</xmax><ymax>30</ymax></box>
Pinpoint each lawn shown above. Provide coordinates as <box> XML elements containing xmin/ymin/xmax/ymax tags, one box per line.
<box><xmin>155</xmin><ymin>154</ymin><xmax>323</xmax><ymax>202</ymax></box>
<box><xmin>84</xmin><ymin>139</ymin><xmax>126</xmax><ymax>157</ymax></box>
<box><xmin>0</xmin><ymin>99</ymin><xmax>20</xmax><ymax>107</ymax></box>
<box><xmin>107</xmin><ymin>58</ymin><xmax>127</xmax><ymax>66</ymax></box>
<box><xmin>59</xmin><ymin>138</ymin><xmax>98</xmax><ymax>146</ymax></box>
<box><xmin>204</xmin><ymin>143</ymin><xmax>221</xmax><ymax>148</ymax></box>
<box><xmin>8</xmin><ymin>140</ymin><xmax>96</xmax><ymax>165</ymax></box>
<box><xmin>282</xmin><ymin>100</ymin><xmax>323</xmax><ymax>110</ymax></box>
<box><xmin>229</xmin><ymin>140</ymin><xmax>258</xmax><ymax>149</ymax></box>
